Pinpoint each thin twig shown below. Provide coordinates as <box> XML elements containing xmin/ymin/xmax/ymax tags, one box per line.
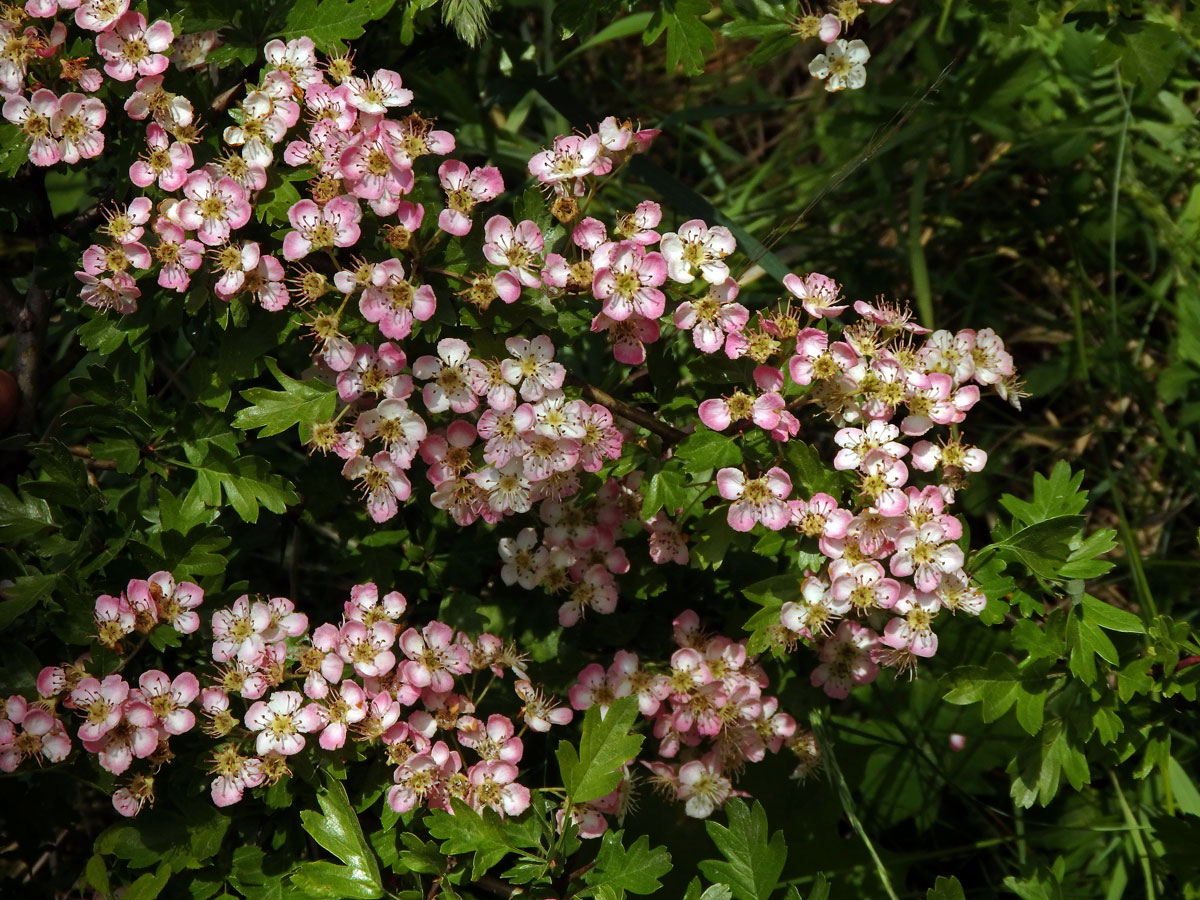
<box><xmin>569</xmin><ymin>376</ymin><xmax>688</xmax><ymax>445</ymax></box>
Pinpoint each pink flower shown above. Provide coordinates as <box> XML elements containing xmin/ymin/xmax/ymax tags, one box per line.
<box><xmin>483</xmin><ymin>216</ymin><xmax>545</xmax><ymax>289</ymax></box>
<box><xmin>514</xmin><ymin>680</ymin><xmax>573</xmax><ymax>732</ymax></box>
<box><xmin>96</xmin><ymin>13</ymin><xmax>174</xmax><ymax>81</ymax></box>
<box><xmin>123</xmin><ymin>74</ymin><xmax>194</xmax><ymax>129</ymax></box>
<box><xmin>811</xmin><ymin>620</ymin><xmax>878</xmax><ymax>698</ymax></box>
<box><xmin>244</xmin><ymin>690</ymin><xmax>326</xmax><ymax>755</ymax></box>
<box><xmin>675</xmin><ymin>278</ymin><xmax>749</xmax><ymax>352</ymax></box>
<box><xmin>831</xmin><ymin>561</ymin><xmax>901</xmax><ymax>612</ymax></box>
<box><xmin>716</xmin><ymin>467</ymin><xmax>793</xmax><ymax>532</ymax></box>
<box><xmin>833</xmin><ymin>421</ymin><xmax>908</xmax><ymax>471</ymax></box>
<box><xmin>178</xmin><ymin>169</ymin><xmax>251</xmax><ymax>246</ymax></box>
<box><xmin>469</xmin><ymin>760</ymin><xmax>530</xmax><ymax>816</ymax></box>
<box><xmin>3</xmin><ymin>88</ymin><xmax>61</xmax><ymax>166</ymax></box>
<box><xmin>343</xmin><ymin>451</ymin><xmax>412</xmax><ymax>522</ymax></box>
<box><xmin>356</xmin><ymin>399</ymin><xmax>427</xmax><ymax>465</ymax></box>
<box><xmin>676</xmin><ymin>754</ymin><xmax>731</xmax><ymax>818</ymax></box>
<box><xmin>52</xmin><ymin>92</ymin><xmax>106</xmax><ymax>163</ymax></box>
<box><xmin>211</xmin><ymin>595</ymin><xmax>272</xmax><ymax>665</ymax></box>
<box><xmin>528</xmin><ymin>134</ymin><xmax>602</xmax><ymax>192</ymax></box>
<box><xmin>388</xmin><ymin>749</ymin><xmax>445</xmax><ymax>813</ymax></box>
<box><xmin>75</xmin><ymin>0</ymin><xmax>129</xmax><ymax>32</ymax></box>
<box><xmin>77</xmin><ymin>272</ymin><xmax>140</xmax><ymax>314</ymax></box>
<box><xmin>879</xmin><ymin>590</ymin><xmax>940</xmax><ymax>658</ymax></box>
<box><xmin>592</xmin><ymin>241</ymin><xmax>667</xmax><ymax>321</ymax></box>
<box><xmin>94</xmin><ymin>592</ymin><xmax>135</xmax><ymax>649</ymax></box>
<box><xmin>889</xmin><ymin>522</ymin><xmax>964</xmax><ymax>592</ymax></box>
<box><xmin>337</xmin><ymin>342</ymin><xmax>410</xmax><ymax>402</ymax></box>
<box><xmin>911</xmin><ymin>437</ymin><xmax>987</xmax><ymax>473</ymax></box>
<box><xmin>414</xmin><ymin>338</ymin><xmax>485</xmax><ymax>414</ymax></box>
<box><xmin>135</xmin><ymin>670</ymin><xmax>199</xmax><ymax>735</ymax></box>
<box><xmin>336</xmin><ymin>620</ymin><xmax>398</xmax><ymax>678</ymax></box>
<box><xmin>359</xmin><ymin>258</ymin><xmax>437</xmax><ymax>340</ymax></box>
<box><xmin>558</xmin><ymin>565</ymin><xmax>618</xmax><ymax>627</ymax></box>
<box><xmin>264</xmin><ymin>37</ymin><xmax>320</xmax><ymax>89</ymax></box>
<box><xmin>81</xmin><ymin>700</ymin><xmax>158</xmax><ymax>774</ymax></box>
<box><xmin>399</xmin><ymin>622</ymin><xmax>471</xmax><ymax>693</ymax></box>
<box><xmin>901</xmin><ymin>372</ymin><xmax>979</xmax><ymax>435</ymax></box>
<box><xmin>661</xmin><ymin>220</ymin><xmax>736</xmax><ymax>285</ymax></box>
<box><xmin>698</xmin><ymin>388</ymin><xmax>784</xmax><ymax>433</ymax></box>
<box><xmin>70</xmin><ymin>675</ymin><xmax>130</xmax><ymax>742</ymax></box>
<box><xmin>577</xmin><ymin>404</ymin><xmax>623</xmax><ymax>472</ymax></box>
<box><xmin>647</xmin><ymin>514</ymin><xmax>689</xmax><ymax>564</ymax></box>
<box><xmin>616</xmin><ymin>200</ymin><xmax>663</xmax><ymax>245</ymax></box>
<box><xmin>437</xmin><ymin>161</ymin><xmax>503</xmax><ymax>236</ymax></box>
<box><xmin>783</xmin><ymin>272</ymin><xmax>846</xmax><ymax>318</ymax></box>
<box><xmin>340</xmin><ymin>130</ymin><xmax>413</xmax><ymax>201</ymax></box>
<box><xmin>590</xmin><ymin>311</ymin><xmax>660</xmax><ymax>365</ymax></box>
<box><xmin>283</xmin><ymin>196</ymin><xmax>362</xmax><ymax>260</ymax></box>
<box><xmin>457</xmin><ymin>714</ymin><xmax>523</xmax><ymax>764</ymax></box>
<box><xmin>344</xmin><ymin>69</ymin><xmax>413</xmax><ymax>114</ymax></box>
<box><xmin>224</xmin><ymin>90</ymin><xmax>293</xmax><ymax>166</ymax></box>
<box><xmin>210</xmin><ymin>745</ymin><xmax>264</xmax><ymax>806</ymax></box>
<box><xmin>790</xmin><ymin>492</ymin><xmax>853</xmax><ymax>544</ymax></box>
<box><xmin>0</xmin><ymin>702</ymin><xmax>71</xmax><ymax>771</ymax></box>
<box><xmin>857</xmin><ymin>450</ymin><xmax>909</xmax><ymax>516</ymax></box>
<box><xmin>150</xmin><ymin>220</ymin><xmax>203</xmax><ymax>292</ymax></box>
<box><xmin>569</xmin><ymin>663</ymin><xmax>624</xmax><ymax>713</ymax></box>
<box><xmin>479</xmin><ymin>403</ymin><xmax>534</xmax><ymax>468</ymax></box>
<box><xmin>497</xmin><ymin>528</ymin><xmax>547</xmax><ymax>589</ymax></box>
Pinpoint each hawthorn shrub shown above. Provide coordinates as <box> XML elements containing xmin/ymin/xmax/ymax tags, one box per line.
<box><xmin>1</xmin><ymin>1</ymin><xmax>1197</xmax><ymax>899</ymax></box>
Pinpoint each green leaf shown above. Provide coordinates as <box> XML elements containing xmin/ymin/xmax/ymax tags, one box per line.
<box><xmin>424</xmin><ymin>799</ymin><xmax>541</xmax><ymax>879</ymax></box>
<box><xmin>927</xmin><ymin>875</ymin><xmax>966</xmax><ymax>900</ymax></box>
<box><xmin>1094</xmin><ymin>20</ymin><xmax>1184</xmax><ymax>93</ymax></box>
<box><xmin>998</xmin><ymin>461</ymin><xmax>1089</xmax><ymax>524</ymax></box>
<box><xmin>1081</xmin><ymin>594</ymin><xmax>1144</xmax><ymax>634</ymax></box>
<box><xmin>641</xmin><ymin>469</ymin><xmax>687</xmax><ymax>519</ymax></box>
<box><xmin>698</xmin><ymin>799</ymin><xmax>786</xmax><ymax>900</ymax></box>
<box><xmin>276</xmin><ymin>0</ymin><xmax>396</xmax><ymax>52</ymax></box>
<box><xmin>0</xmin><ymin>485</ymin><xmax>55</xmax><ymax>542</ymax></box>
<box><xmin>556</xmin><ymin>696</ymin><xmax>644</xmax><ymax>804</ymax></box>
<box><xmin>0</xmin><ymin>573</ymin><xmax>60</xmax><ymax>630</ymax></box>
<box><xmin>292</xmin><ymin>777</ymin><xmax>383</xmax><ymax>899</ymax></box>
<box><xmin>805</xmin><ymin>875</ymin><xmax>829</xmax><ymax>900</ymax></box>
<box><xmin>123</xmin><ymin>864</ymin><xmax>171</xmax><ymax>900</ymax></box>
<box><xmin>1168</xmin><ymin>756</ymin><xmax>1200</xmax><ymax>818</ymax></box>
<box><xmin>232</xmin><ymin>359</ymin><xmax>338</xmax><ymax>439</ymax></box>
<box><xmin>1066</xmin><ymin>606</ymin><xmax>1118</xmax><ymax>683</ymax></box>
<box><xmin>675</xmin><ymin>430</ymin><xmax>742</xmax><ymax>474</ymax></box>
<box><xmin>582</xmin><ymin>831</ymin><xmax>672</xmax><ymax>898</ymax></box>
<box><xmin>943</xmin><ymin>653</ymin><xmax>1050</xmax><ymax>735</ymax></box>
<box><xmin>996</xmin><ymin>516</ymin><xmax>1085</xmax><ymax>580</ymax></box>
<box><xmin>644</xmin><ymin>0</ymin><xmax>715</xmax><ymax>75</ymax></box>
<box><xmin>180</xmin><ymin>445</ymin><xmax>298</xmax><ymax>524</ymax></box>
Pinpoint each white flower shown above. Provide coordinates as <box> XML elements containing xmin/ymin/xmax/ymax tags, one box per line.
<box><xmin>808</xmin><ymin>39</ymin><xmax>871</xmax><ymax>92</ymax></box>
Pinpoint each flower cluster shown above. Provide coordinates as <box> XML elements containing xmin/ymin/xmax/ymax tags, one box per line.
<box><xmin>788</xmin><ymin>0</ymin><xmax>894</xmax><ymax>92</ymax></box>
<box><xmin>0</xmin><ymin>0</ymin><xmax>211</xmax><ymax>169</ymax></box>
<box><xmin>495</xmin><ymin>476</ymin><xmax>645</xmax><ymax>627</ymax></box>
<box><xmin>710</xmin><ymin>294</ymin><xmax>1018</xmax><ymax>691</ymax></box>
<box><xmin>64</xmin><ymin>26</ymin><xmax>1021</xmax><ymax>774</ymax></box>
<box><xmin>566</xmin><ymin>611</ymin><xmax>817</xmax><ymax>822</ymax></box>
<box><xmin>7</xmin><ymin>575</ymin><xmax>573</xmax><ymax>821</ymax></box>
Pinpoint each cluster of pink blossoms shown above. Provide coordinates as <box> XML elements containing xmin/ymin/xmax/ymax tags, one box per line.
<box><xmin>63</xmin><ymin>27</ymin><xmax>1024</xmax><ymax>752</ymax></box>
<box><xmin>566</xmin><ymin>611</ymin><xmax>819</xmax><ymax>823</ymax></box>
<box><xmin>0</xmin><ymin>0</ymin><xmax>218</xmax><ymax>169</ymax></box>
<box><xmin>8</xmin><ymin>575</ymin><xmax>582</xmax><ymax>822</ymax></box>
<box><xmin>316</xmin><ymin>331</ymin><xmax>626</xmax><ymax>526</ymax></box>
<box><xmin>697</xmin><ymin>285</ymin><xmax>1016</xmax><ymax>692</ymax></box>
